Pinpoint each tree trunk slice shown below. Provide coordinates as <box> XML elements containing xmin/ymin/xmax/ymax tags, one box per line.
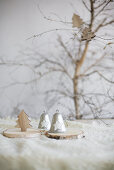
<box><xmin>38</xmin><ymin>129</ymin><xmax>48</xmax><ymax>134</ymax></box>
<box><xmin>45</xmin><ymin>128</ymin><xmax>84</xmax><ymax>139</ymax></box>
<box><xmin>3</xmin><ymin>128</ymin><xmax>41</xmax><ymax>138</ymax></box>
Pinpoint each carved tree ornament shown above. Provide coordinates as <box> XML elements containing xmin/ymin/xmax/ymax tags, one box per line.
<box><xmin>3</xmin><ymin>110</ymin><xmax>40</xmax><ymax>138</ymax></box>
<box><xmin>15</xmin><ymin>110</ymin><xmax>32</xmax><ymax>132</ymax></box>
<box><xmin>72</xmin><ymin>13</ymin><xmax>96</xmax><ymax>41</ymax></box>
<box><xmin>72</xmin><ymin>13</ymin><xmax>84</xmax><ymax>28</ymax></box>
<box><xmin>81</xmin><ymin>27</ymin><xmax>95</xmax><ymax>41</ymax></box>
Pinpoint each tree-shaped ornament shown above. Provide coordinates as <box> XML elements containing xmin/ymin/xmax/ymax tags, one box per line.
<box><xmin>3</xmin><ymin>110</ymin><xmax>41</xmax><ymax>138</ymax></box>
<box><xmin>15</xmin><ymin>110</ymin><xmax>32</xmax><ymax>132</ymax></box>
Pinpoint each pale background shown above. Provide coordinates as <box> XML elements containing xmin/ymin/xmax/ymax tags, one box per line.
<box><xmin>0</xmin><ymin>0</ymin><xmax>114</xmax><ymax>118</ymax></box>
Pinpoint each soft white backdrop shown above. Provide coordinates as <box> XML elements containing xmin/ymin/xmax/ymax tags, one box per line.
<box><xmin>0</xmin><ymin>0</ymin><xmax>114</xmax><ymax>118</ymax></box>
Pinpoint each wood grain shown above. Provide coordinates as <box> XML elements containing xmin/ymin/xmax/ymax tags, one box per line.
<box><xmin>3</xmin><ymin>128</ymin><xmax>41</xmax><ymax>138</ymax></box>
<box><xmin>15</xmin><ymin>110</ymin><xmax>32</xmax><ymax>132</ymax></box>
<box><xmin>45</xmin><ymin>128</ymin><xmax>84</xmax><ymax>139</ymax></box>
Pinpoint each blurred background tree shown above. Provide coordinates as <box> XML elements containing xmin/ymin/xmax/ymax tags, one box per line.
<box><xmin>0</xmin><ymin>0</ymin><xmax>114</xmax><ymax>119</ymax></box>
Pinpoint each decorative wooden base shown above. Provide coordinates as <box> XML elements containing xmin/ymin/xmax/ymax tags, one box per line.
<box><xmin>38</xmin><ymin>129</ymin><xmax>48</xmax><ymax>134</ymax></box>
<box><xmin>45</xmin><ymin>128</ymin><xmax>84</xmax><ymax>139</ymax></box>
<box><xmin>3</xmin><ymin>128</ymin><xmax>41</xmax><ymax>138</ymax></box>
<box><xmin>3</xmin><ymin>128</ymin><xmax>84</xmax><ymax>139</ymax></box>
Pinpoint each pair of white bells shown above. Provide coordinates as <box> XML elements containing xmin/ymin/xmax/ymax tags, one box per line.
<box><xmin>38</xmin><ymin>111</ymin><xmax>66</xmax><ymax>133</ymax></box>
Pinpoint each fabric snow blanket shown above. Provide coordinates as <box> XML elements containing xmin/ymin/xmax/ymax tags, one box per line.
<box><xmin>0</xmin><ymin>118</ymin><xmax>114</xmax><ymax>170</ymax></box>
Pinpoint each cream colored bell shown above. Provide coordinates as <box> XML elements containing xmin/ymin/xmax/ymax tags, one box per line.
<box><xmin>38</xmin><ymin>112</ymin><xmax>51</xmax><ymax>130</ymax></box>
<box><xmin>50</xmin><ymin>111</ymin><xmax>66</xmax><ymax>133</ymax></box>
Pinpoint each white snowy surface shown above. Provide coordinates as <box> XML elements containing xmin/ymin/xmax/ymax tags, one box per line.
<box><xmin>0</xmin><ymin>118</ymin><xmax>114</xmax><ymax>170</ymax></box>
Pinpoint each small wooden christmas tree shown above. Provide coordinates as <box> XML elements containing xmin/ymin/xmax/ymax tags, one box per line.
<box><xmin>15</xmin><ymin>110</ymin><xmax>32</xmax><ymax>132</ymax></box>
<box><xmin>3</xmin><ymin>110</ymin><xmax>41</xmax><ymax>138</ymax></box>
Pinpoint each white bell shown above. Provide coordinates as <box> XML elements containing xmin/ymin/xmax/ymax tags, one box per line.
<box><xmin>50</xmin><ymin>111</ymin><xmax>66</xmax><ymax>133</ymax></box>
<box><xmin>38</xmin><ymin>112</ymin><xmax>51</xmax><ymax>130</ymax></box>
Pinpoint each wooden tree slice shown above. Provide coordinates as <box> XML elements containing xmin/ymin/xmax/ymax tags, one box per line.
<box><xmin>45</xmin><ymin>128</ymin><xmax>84</xmax><ymax>139</ymax></box>
<box><xmin>38</xmin><ymin>129</ymin><xmax>48</xmax><ymax>134</ymax></box>
<box><xmin>3</xmin><ymin>128</ymin><xmax>41</xmax><ymax>138</ymax></box>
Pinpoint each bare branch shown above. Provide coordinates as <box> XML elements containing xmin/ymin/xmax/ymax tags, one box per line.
<box><xmin>82</xmin><ymin>0</ymin><xmax>91</xmax><ymax>12</ymax></box>
<box><xmin>83</xmin><ymin>54</ymin><xmax>105</xmax><ymax>73</ymax></box>
<box><xmin>94</xmin><ymin>0</ymin><xmax>107</xmax><ymax>9</ymax></box>
<box><xmin>94</xmin><ymin>18</ymin><xmax>114</xmax><ymax>33</ymax></box>
<box><xmin>58</xmin><ymin>36</ymin><xmax>76</xmax><ymax>64</ymax></box>
<box><xmin>37</xmin><ymin>4</ymin><xmax>72</xmax><ymax>25</ymax></box>
<box><xmin>83</xmin><ymin>70</ymin><xmax>114</xmax><ymax>84</ymax></box>
<box><xmin>96</xmin><ymin>36</ymin><xmax>114</xmax><ymax>40</ymax></box>
<box><xmin>95</xmin><ymin>0</ymin><xmax>112</xmax><ymax>17</ymax></box>
<box><xmin>45</xmin><ymin>89</ymin><xmax>73</xmax><ymax>98</ymax></box>
<box><xmin>102</xmin><ymin>19</ymin><xmax>114</xmax><ymax>27</ymax></box>
<box><xmin>0</xmin><ymin>62</ymin><xmax>38</xmax><ymax>75</ymax></box>
<box><xmin>94</xmin><ymin>18</ymin><xmax>107</xmax><ymax>33</ymax></box>
<box><xmin>27</xmin><ymin>28</ymin><xmax>77</xmax><ymax>40</ymax></box>
<box><xmin>89</xmin><ymin>0</ymin><xmax>94</xmax><ymax>28</ymax></box>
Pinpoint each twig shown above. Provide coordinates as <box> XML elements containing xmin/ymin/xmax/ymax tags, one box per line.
<box><xmin>83</xmin><ymin>70</ymin><xmax>114</xmax><ymax>83</ymax></box>
<box><xmin>37</xmin><ymin>4</ymin><xmax>72</xmax><ymax>25</ymax></box>
<box><xmin>26</xmin><ymin>28</ymin><xmax>78</xmax><ymax>40</ymax></box>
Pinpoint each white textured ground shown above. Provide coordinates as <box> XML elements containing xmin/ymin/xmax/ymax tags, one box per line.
<box><xmin>0</xmin><ymin>118</ymin><xmax>114</xmax><ymax>170</ymax></box>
